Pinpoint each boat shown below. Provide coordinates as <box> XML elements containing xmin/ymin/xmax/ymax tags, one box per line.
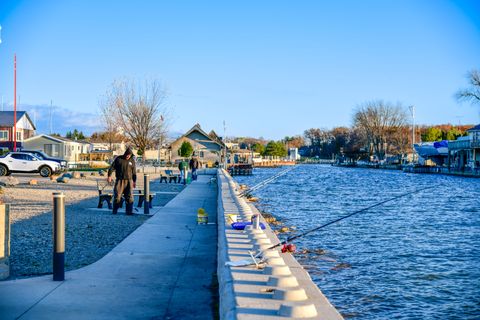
<box><xmin>414</xmin><ymin>140</ymin><xmax>449</xmax><ymax>158</ymax></box>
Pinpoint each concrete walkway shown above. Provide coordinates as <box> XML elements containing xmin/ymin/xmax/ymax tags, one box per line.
<box><xmin>0</xmin><ymin>175</ymin><xmax>218</xmax><ymax>320</ymax></box>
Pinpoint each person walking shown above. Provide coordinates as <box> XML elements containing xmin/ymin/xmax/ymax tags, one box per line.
<box><xmin>178</xmin><ymin>159</ymin><xmax>188</xmax><ymax>184</ymax></box>
<box><xmin>189</xmin><ymin>156</ymin><xmax>199</xmax><ymax>181</ymax></box>
<box><xmin>107</xmin><ymin>147</ymin><xmax>137</xmax><ymax>215</ymax></box>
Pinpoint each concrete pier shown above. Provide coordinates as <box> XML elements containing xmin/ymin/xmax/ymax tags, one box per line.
<box><xmin>216</xmin><ymin>169</ymin><xmax>343</xmax><ymax>319</ymax></box>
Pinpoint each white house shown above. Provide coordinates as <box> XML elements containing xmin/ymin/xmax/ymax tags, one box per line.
<box><xmin>288</xmin><ymin>148</ymin><xmax>301</xmax><ymax>161</ymax></box>
<box><xmin>23</xmin><ymin>134</ymin><xmax>92</xmax><ymax>162</ymax></box>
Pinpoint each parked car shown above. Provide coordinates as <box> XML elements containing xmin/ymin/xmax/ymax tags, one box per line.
<box><xmin>20</xmin><ymin>149</ymin><xmax>67</xmax><ymax>171</ymax></box>
<box><xmin>0</xmin><ymin>152</ymin><xmax>62</xmax><ymax>177</ymax></box>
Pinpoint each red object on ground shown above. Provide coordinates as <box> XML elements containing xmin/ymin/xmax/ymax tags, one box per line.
<box><xmin>281</xmin><ymin>243</ymin><xmax>297</xmax><ymax>253</ymax></box>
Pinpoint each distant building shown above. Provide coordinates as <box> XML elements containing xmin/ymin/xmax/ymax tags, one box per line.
<box><xmin>90</xmin><ymin>141</ymin><xmax>127</xmax><ymax>156</ymax></box>
<box><xmin>23</xmin><ymin>134</ymin><xmax>92</xmax><ymax>162</ymax></box>
<box><xmin>448</xmin><ymin>124</ymin><xmax>480</xmax><ymax>170</ymax></box>
<box><xmin>288</xmin><ymin>147</ymin><xmax>301</xmax><ymax>161</ymax></box>
<box><xmin>0</xmin><ymin>111</ymin><xmax>36</xmax><ymax>151</ymax></box>
<box><xmin>169</xmin><ymin>123</ymin><xmax>226</xmax><ymax>167</ymax></box>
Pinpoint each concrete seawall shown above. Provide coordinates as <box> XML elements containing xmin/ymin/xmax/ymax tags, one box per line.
<box><xmin>216</xmin><ymin>169</ymin><xmax>343</xmax><ymax>319</ymax></box>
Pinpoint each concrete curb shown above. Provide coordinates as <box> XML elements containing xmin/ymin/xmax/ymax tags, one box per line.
<box><xmin>217</xmin><ymin>171</ymin><xmax>240</xmax><ymax>320</ymax></box>
<box><xmin>216</xmin><ymin>169</ymin><xmax>344</xmax><ymax>319</ymax></box>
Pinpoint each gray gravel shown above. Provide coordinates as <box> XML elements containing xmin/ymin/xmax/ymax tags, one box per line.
<box><xmin>4</xmin><ymin>174</ymin><xmax>184</xmax><ymax>279</ymax></box>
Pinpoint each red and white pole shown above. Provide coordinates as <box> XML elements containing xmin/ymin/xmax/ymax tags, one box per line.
<box><xmin>13</xmin><ymin>54</ymin><xmax>16</xmax><ymax>151</ymax></box>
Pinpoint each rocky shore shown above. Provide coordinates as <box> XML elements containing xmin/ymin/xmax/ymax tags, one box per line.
<box><xmin>1</xmin><ymin>174</ymin><xmax>184</xmax><ymax>279</ymax></box>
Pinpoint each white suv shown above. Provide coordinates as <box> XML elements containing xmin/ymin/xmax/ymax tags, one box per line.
<box><xmin>0</xmin><ymin>152</ymin><xmax>62</xmax><ymax>177</ymax></box>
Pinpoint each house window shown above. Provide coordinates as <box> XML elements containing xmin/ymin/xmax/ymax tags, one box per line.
<box><xmin>45</xmin><ymin>144</ymin><xmax>60</xmax><ymax>157</ymax></box>
<box><xmin>200</xmin><ymin>151</ymin><xmax>204</xmax><ymax>158</ymax></box>
<box><xmin>0</xmin><ymin>130</ymin><xmax>8</xmax><ymax>141</ymax></box>
<box><xmin>16</xmin><ymin>131</ymin><xmax>22</xmax><ymax>141</ymax></box>
<box><xmin>474</xmin><ymin>132</ymin><xmax>480</xmax><ymax>142</ymax></box>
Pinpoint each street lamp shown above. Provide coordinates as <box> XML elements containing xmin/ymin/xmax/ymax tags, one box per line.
<box><xmin>409</xmin><ymin>105</ymin><xmax>415</xmax><ymax>163</ymax></box>
<box><xmin>223</xmin><ymin>120</ymin><xmax>227</xmax><ymax>169</ymax></box>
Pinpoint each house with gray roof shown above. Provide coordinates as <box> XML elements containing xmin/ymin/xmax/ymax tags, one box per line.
<box><xmin>169</xmin><ymin>123</ymin><xmax>226</xmax><ymax>167</ymax></box>
<box><xmin>23</xmin><ymin>134</ymin><xmax>92</xmax><ymax>162</ymax></box>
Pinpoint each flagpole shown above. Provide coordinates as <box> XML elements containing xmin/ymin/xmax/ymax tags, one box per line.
<box><xmin>13</xmin><ymin>54</ymin><xmax>17</xmax><ymax>151</ymax></box>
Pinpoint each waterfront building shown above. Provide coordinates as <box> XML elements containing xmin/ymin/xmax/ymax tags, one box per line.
<box><xmin>169</xmin><ymin>123</ymin><xmax>225</xmax><ymax>167</ymax></box>
<box><xmin>447</xmin><ymin>124</ymin><xmax>480</xmax><ymax>171</ymax></box>
<box><xmin>288</xmin><ymin>147</ymin><xmax>301</xmax><ymax>161</ymax></box>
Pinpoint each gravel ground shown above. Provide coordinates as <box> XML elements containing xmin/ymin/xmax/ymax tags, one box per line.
<box><xmin>2</xmin><ymin>173</ymin><xmax>184</xmax><ymax>279</ymax></box>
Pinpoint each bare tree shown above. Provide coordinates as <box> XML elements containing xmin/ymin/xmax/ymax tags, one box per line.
<box><xmin>455</xmin><ymin>69</ymin><xmax>480</xmax><ymax>106</ymax></box>
<box><xmin>99</xmin><ymin>97</ymin><xmax>122</xmax><ymax>151</ymax></box>
<box><xmin>353</xmin><ymin>100</ymin><xmax>408</xmax><ymax>160</ymax></box>
<box><xmin>100</xmin><ymin>78</ymin><xmax>170</xmax><ymax>156</ymax></box>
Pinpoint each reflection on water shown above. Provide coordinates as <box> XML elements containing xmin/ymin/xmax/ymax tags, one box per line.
<box><xmin>234</xmin><ymin>164</ymin><xmax>480</xmax><ymax>320</ymax></box>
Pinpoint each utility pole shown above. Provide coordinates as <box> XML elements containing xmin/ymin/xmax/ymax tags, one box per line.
<box><xmin>0</xmin><ymin>26</ymin><xmax>2</xmax><ymax>113</ymax></box>
<box><xmin>50</xmin><ymin>100</ymin><xmax>53</xmax><ymax>134</ymax></box>
<box><xmin>409</xmin><ymin>105</ymin><xmax>415</xmax><ymax>163</ymax></box>
<box><xmin>13</xmin><ymin>54</ymin><xmax>17</xmax><ymax>151</ymax></box>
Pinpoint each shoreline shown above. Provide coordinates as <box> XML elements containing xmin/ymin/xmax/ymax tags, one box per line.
<box><xmin>306</xmin><ymin>161</ymin><xmax>480</xmax><ymax>178</ymax></box>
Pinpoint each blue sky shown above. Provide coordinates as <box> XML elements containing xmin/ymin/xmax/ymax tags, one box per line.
<box><xmin>0</xmin><ymin>0</ymin><xmax>479</xmax><ymax>139</ymax></box>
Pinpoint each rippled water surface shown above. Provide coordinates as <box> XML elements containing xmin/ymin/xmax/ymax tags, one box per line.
<box><xmin>234</xmin><ymin>164</ymin><xmax>480</xmax><ymax>320</ymax></box>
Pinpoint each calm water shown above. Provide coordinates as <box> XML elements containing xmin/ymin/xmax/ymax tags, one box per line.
<box><xmin>234</xmin><ymin>164</ymin><xmax>480</xmax><ymax>320</ymax></box>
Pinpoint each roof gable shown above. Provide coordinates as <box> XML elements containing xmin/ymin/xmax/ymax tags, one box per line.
<box><xmin>467</xmin><ymin>124</ymin><xmax>480</xmax><ymax>132</ymax></box>
<box><xmin>0</xmin><ymin>111</ymin><xmax>36</xmax><ymax>129</ymax></box>
<box><xmin>184</xmin><ymin>124</ymin><xmax>211</xmax><ymax>140</ymax></box>
<box><xmin>179</xmin><ymin>123</ymin><xmax>225</xmax><ymax>148</ymax></box>
<box><xmin>24</xmin><ymin>134</ymin><xmax>65</xmax><ymax>144</ymax></box>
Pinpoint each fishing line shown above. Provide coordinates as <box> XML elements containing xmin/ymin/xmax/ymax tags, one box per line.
<box><xmin>239</xmin><ymin>166</ymin><xmax>296</xmax><ymax>197</ymax></box>
<box><xmin>256</xmin><ymin>185</ymin><xmax>435</xmax><ymax>257</ymax></box>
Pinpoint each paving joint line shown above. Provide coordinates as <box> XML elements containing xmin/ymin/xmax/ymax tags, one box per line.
<box><xmin>163</xmin><ymin>218</ymin><xmax>198</xmax><ymax>319</ymax></box>
<box><xmin>16</xmin><ymin>281</ymin><xmax>65</xmax><ymax>320</ymax></box>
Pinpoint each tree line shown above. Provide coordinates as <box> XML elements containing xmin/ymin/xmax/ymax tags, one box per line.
<box><xmin>234</xmin><ymin>69</ymin><xmax>480</xmax><ymax>161</ymax></box>
<box><xmin>53</xmin><ymin>68</ymin><xmax>478</xmax><ymax>161</ymax></box>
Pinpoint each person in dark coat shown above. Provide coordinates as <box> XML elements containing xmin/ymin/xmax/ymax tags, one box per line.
<box><xmin>107</xmin><ymin>147</ymin><xmax>137</xmax><ymax>215</ymax></box>
<box><xmin>189</xmin><ymin>157</ymin><xmax>199</xmax><ymax>180</ymax></box>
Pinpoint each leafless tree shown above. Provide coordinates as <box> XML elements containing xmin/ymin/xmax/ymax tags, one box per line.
<box><xmin>455</xmin><ymin>69</ymin><xmax>480</xmax><ymax>106</ymax></box>
<box><xmin>100</xmin><ymin>78</ymin><xmax>171</xmax><ymax>156</ymax></box>
<box><xmin>98</xmin><ymin>97</ymin><xmax>122</xmax><ymax>151</ymax></box>
<box><xmin>353</xmin><ymin>100</ymin><xmax>408</xmax><ymax>160</ymax></box>
<box><xmin>304</xmin><ymin>128</ymin><xmax>332</xmax><ymax>146</ymax></box>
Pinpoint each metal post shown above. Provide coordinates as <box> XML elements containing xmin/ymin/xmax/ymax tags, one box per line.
<box><xmin>253</xmin><ymin>213</ymin><xmax>260</xmax><ymax>229</ymax></box>
<box><xmin>144</xmin><ymin>174</ymin><xmax>150</xmax><ymax>214</ymax></box>
<box><xmin>183</xmin><ymin>167</ymin><xmax>187</xmax><ymax>185</ymax></box>
<box><xmin>0</xmin><ymin>204</ymin><xmax>10</xmax><ymax>280</ymax></box>
<box><xmin>53</xmin><ymin>192</ymin><xmax>65</xmax><ymax>281</ymax></box>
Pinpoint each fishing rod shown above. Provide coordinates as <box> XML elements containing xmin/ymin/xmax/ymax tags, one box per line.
<box><xmin>255</xmin><ymin>185</ymin><xmax>435</xmax><ymax>257</ymax></box>
<box><xmin>239</xmin><ymin>166</ymin><xmax>296</xmax><ymax>197</ymax></box>
<box><xmin>244</xmin><ymin>169</ymin><xmax>291</xmax><ymax>193</ymax></box>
